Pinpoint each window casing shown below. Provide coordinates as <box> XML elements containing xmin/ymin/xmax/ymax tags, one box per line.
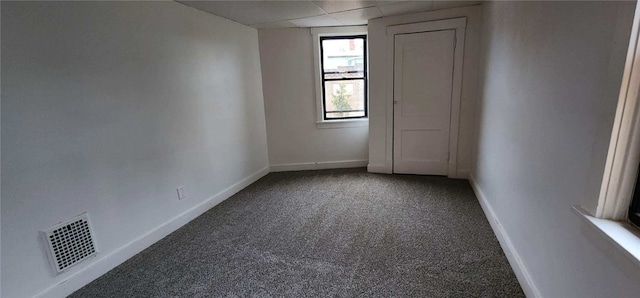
<box><xmin>572</xmin><ymin>1</ymin><xmax>640</xmax><ymax>271</ymax></box>
<box><xmin>595</xmin><ymin>9</ymin><xmax>640</xmax><ymax>221</ymax></box>
<box><xmin>311</xmin><ymin>26</ymin><xmax>368</xmax><ymax>128</ymax></box>
<box><xmin>319</xmin><ymin>35</ymin><xmax>368</xmax><ymax>120</ymax></box>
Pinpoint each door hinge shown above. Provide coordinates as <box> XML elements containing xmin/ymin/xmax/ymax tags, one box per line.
<box><xmin>454</xmin><ymin>37</ymin><xmax>457</xmax><ymax>49</ymax></box>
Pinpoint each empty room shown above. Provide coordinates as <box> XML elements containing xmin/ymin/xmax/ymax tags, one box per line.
<box><xmin>3</xmin><ymin>0</ymin><xmax>640</xmax><ymax>297</ymax></box>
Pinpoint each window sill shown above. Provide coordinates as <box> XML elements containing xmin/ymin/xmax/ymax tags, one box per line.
<box><xmin>316</xmin><ymin>118</ymin><xmax>368</xmax><ymax>129</ymax></box>
<box><xmin>572</xmin><ymin>205</ymin><xmax>640</xmax><ymax>268</ymax></box>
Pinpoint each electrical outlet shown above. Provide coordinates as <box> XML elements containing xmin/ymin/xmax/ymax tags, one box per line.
<box><xmin>177</xmin><ymin>186</ymin><xmax>186</xmax><ymax>200</ymax></box>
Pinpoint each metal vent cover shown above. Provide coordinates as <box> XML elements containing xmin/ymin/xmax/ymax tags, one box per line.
<box><xmin>41</xmin><ymin>213</ymin><xmax>98</xmax><ymax>274</ymax></box>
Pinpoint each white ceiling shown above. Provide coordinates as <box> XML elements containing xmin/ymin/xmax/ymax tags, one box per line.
<box><xmin>178</xmin><ymin>1</ymin><xmax>482</xmax><ymax>29</ymax></box>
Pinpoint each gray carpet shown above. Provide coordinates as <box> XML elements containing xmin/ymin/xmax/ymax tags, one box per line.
<box><xmin>71</xmin><ymin>168</ymin><xmax>524</xmax><ymax>297</ymax></box>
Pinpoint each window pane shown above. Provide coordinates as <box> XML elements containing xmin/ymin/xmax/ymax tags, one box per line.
<box><xmin>322</xmin><ymin>38</ymin><xmax>365</xmax><ymax>79</ymax></box>
<box><xmin>324</xmin><ymin>79</ymin><xmax>365</xmax><ymax>119</ymax></box>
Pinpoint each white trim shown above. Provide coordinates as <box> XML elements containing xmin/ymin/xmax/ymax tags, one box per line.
<box><xmin>367</xmin><ymin>163</ymin><xmax>390</xmax><ymax>174</ymax></box>
<box><xmin>386</xmin><ymin>17</ymin><xmax>467</xmax><ymax>34</ymax></box>
<box><xmin>386</xmin><ymin>17</ymin><xmax>466</xmax><ymax>178</ymax></box>
<box><xmin>34</xmin><ymin>166</ymin><xmax>271</xmax><ymax>298</ymax></box>
<box><xmin>596</xmin><ymin>2</ymin><xmax>640</xmax><ymax>220</ymax></box>
<box><xmin>311</xmin><ymin>26</ymin><xmax>368</xmax><ymax>126</ymax></box>
<box><xmin>270</xmin><ymin>160</ymin><xmax>368</xmax><ymax>172</ymax></box>
<box><xmin>316</xmin><ymin>118</ymin><xmax>368</xmax><ymax>129</ymax></box>
<box><xmin>572</xmin><ymin>205</ymin><xmax>640</xmax><ymax>269</ymax></box>
<box><xmin>468</xmin><ymin>174</ymin><xmax>541</xmax><ymax>298</ymax></box>
<box><xmin>311</xmin><ymin>26</ymin><xmax>367</xmax><ymax>36</ymax></box>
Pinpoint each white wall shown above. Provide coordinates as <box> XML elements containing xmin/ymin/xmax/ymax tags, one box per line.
<box><xmin>1</xmin><ymin>2</ymin><xmax>268</xmax><ymax>297</ymax></box>
<box><xmin>473</xmin><ymin>1</ymin><xmax>640</xmax><ymax>297</ymax></box>
<box><xmin>258</xmin><ymin>28</ymin><xmax>369</xmax><ymax>171</ymax></box>
<box><xmin>367</xmin><ymin>5</ymin><xmax>482</xmax><ymax>176</ymax></box>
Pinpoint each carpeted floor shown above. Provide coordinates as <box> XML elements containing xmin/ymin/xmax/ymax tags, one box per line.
<box><xmin>71</xmin><ymin>168</ymin><xmax>524</xmax><ymax>297</ymax></box>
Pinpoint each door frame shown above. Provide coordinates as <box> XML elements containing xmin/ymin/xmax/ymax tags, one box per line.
<box><xmin>386</xmin><ymin>17</ymin><xmax>466</xmax><ymax>178</ymax></box>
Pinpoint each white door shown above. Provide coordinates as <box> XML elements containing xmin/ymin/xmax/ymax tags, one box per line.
<box><xmin>393</xmin><ymin>30</ymin><xmax>456</xmax><ymax>175</ymax></box>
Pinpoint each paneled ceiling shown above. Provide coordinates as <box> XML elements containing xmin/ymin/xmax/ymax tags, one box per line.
<box><xmin>178</xmin><ymin>1</ymin><xmax>482</xmax><ymax>29</ymax></box>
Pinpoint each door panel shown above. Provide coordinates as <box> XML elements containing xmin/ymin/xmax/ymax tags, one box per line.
<box><xmin>393</xmin><ymin>30</ymin><xmax>455</xmax><ymax>175</ymax></box>
<box><xmin>400</xmin><ymin>130</ymin><xmax>443</xmax><ymax>160</ymax></box>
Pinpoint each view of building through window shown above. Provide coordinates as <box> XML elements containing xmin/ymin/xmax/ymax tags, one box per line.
<box><xmin>321</xmin><ymin>36</ymin><xmax>366</xmax><ymax>119</ymax></box>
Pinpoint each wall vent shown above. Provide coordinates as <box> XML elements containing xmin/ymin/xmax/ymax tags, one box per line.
<box><xmin>41</xmin><ymin>213</ymin><xmax>98</xmax><ymax>274</ymax></box>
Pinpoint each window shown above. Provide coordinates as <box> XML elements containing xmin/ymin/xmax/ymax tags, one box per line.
<box><xmin>320</xmin><ymin>35</ymin><xmax>367</xmax><ymax>120</ymax></box>
<box><xmin>311</xmin><ymin>26</ymin><xmax>368</xmax><ymax>128</ymax></box>
<box><xmin>595</xmin><ymin>15</ymin><xmax>640</xmax><ymax>222</ymax></box>
<box><xmin>572</xmin><ymin>2</ymin><xmax>640</xmax><ymax>266</ymax></box>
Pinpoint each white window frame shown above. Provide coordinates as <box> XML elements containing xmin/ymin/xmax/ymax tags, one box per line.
<box><xmin>597</xmin><ymin>2</ymin><xmax>640</xmax><ymax>221</ymax></box>
<box><xmin>596</xmin><ymin>2</ymin><xmax>640</xmax><ymax>221</ymax></box>
<box><xmin>311</xmin><ymin>26</ymin><xmax>368</xmax><ymax>129</ymax></box>
<box><xmin>573</xmin><ymin>1</ymin><xmax>640</xmax><ymax>269</ymax></box>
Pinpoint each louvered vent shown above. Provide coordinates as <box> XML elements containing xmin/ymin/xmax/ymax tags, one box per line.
<box><xmin>41</xmin><ymin>213</ymin><xmax>98</xmax><ymax>274</ymax></box>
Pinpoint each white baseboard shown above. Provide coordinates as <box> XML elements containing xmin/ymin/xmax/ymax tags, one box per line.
<box><xmin>35</xmin><ymin>166</ymin><xmax>271</xmax><ymax>298</ymax></box>
<box><xmin>468</xmin><ymin>174</ymin><xmax>541</xmax><ymax>298</ymax></box>
<box><xmin>367</xmin><ymin>165</ymin><xmax>470</xmax><ymax>178</ymax></box>
<box><xmin>270</xmin><ymin>160</ymin><xmax>368</xmax><ymax>172</ymax></box>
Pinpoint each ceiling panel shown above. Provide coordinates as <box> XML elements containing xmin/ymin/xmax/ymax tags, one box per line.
<box><xmin>330</xmin><ymin>7</ymin><xmax>382</xmax><ymax>26</ymax></box>
<box><xmin>289</xmin><ymin>14</ymin><xmax>342</xmax><ymax>27</ymax></box>
<box><xmin>378</xmin><ymin>1</ymin><xmax>434</xmax><ymax>17</ymax></box>
<box><xmin>252</xmin><ymin>20</ymin><xmax>298</xmax><ymax>29</ymax></box>
<box><xmin>178</xmin><ymin>1</ymin><xmax>482</xmax><ymax>28</ymax></box>
<box><xmin>179</xmin><ymin>1</ymin><xmax>326</xmax><ymax>25</ymax></box>
<box><xmin>375</xmin><ymin>0</ymin><xmax>409</xmax><ymax>5</ymax></box>
<box><xmin>432</xmin><ymin>1</ymin><xmax>482</xmax><ymax>10</ymax></box>
<box><xmin>312</xmin><ymin>0</ymin><xmax>377</xmax><ymax>13</ymax></box>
